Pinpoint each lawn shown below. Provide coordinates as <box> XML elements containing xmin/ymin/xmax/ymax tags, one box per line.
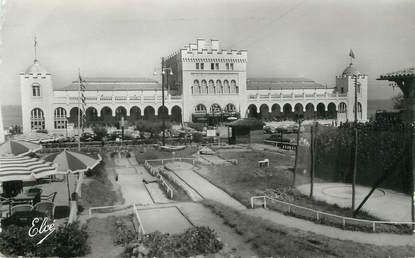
<box><xmin>81</xmin><ymin>152</ymin><xmax>124</xmax><ymax>209</ymax></box>
<box><xmin>195</xmin><ymin>148</ymin><xmax>380</xmax><ymax>220</ymax></box>
<box><xmin>86</xmin><ymin>215</ymin><xmax>134</xmax><ymax>258</ymax></box>
<box><xmin>202</xmin><ymin>199</ymin><xmax>415</xmax><ymax>258</ymax></box>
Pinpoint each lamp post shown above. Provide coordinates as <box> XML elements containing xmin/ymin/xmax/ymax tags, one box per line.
<box><xmin>154</xmin><ymin>58</ymin><xmax>173</xmax><ymax>146</ymax></box>
<box><xmin>351</xmin><ymin>74</ymin><xmax>360</xmax><ymax>213</ymax></box>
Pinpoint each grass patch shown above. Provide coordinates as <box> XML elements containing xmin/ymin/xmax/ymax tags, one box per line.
<box><xmin>201</xmin><ymin>199</ymin><xmax>415</xmax><ymax>258</ymax></box>
<box><xmin>194</xmin><ymin>149</ymin><xmax>411</xmax><ymax>233</ymax></box>
<box><xmin>81</xmin><ymin>153</ymin><xmax>124</xmax><ymax>209</ymax></box>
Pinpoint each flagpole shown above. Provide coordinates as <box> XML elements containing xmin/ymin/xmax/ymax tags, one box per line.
<box><xmin>77</xmin><ymin>69</ymin><xmax>81</xmax><ymax>152</ymax></box>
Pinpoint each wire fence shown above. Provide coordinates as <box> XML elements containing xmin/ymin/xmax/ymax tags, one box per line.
<box><xmin>251</xmin><ymin>195</ymin><xmax>415</xmax><ymax>234</ymax></box>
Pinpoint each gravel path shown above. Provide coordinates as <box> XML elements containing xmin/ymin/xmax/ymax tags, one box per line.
<box><xmin>297</xmin><ymin>183</ymin><xmax>412</xmax><ymax>222</ymax></box>
<box><xmin>245</xmin><ymin>208</ymin><xmax>415</xmax><ymax>247</ymax></box>
<box><xmin>165</xmin><ymin>162</ymin><xmax>246</xmax><ymax>210</ymax></box>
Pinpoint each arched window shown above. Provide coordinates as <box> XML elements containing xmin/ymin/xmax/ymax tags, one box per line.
<box><xmin>339</xmin><ymin>102</ymin><xmax>347</xmax><ymax>113</ymax></box>
<box><xmin>54</xmin><ymin>107</ymin><xmax>67</xmax><ymax>129</ymax></box>
<box><xmin>195</xmin><ymin>104</ymin><xmax>207</xmax><ymax>113</ymax></box>
<box><xmin>201</xmin><ymin>80</ymin><xmax>207</xmax><ymax>94</ymax></box>
<box><xmin>216</xmin><ymin>80</ymin><xmax>222</xmax><ymax>94</ymax></box>
<box><xmin>208</xmin><ymin>80</ymin><xmax>214</xmax><ymax>94</ymax></box>
<box><xmin>193</xmin><ymin>80</ymin><xmax>200</xmax><ymax>95</ymax></box>
<box><xmin>210</xmin><ymin>104</ymin><xmax>222</xmax><ymax>114</ymax></box>
<box><xmin>225</xmin><ymin>103</ymin><xmax>236</xmax><ymax>113</ymax></box>
<box><xmin>31</xmin><ymin>108</ymin><xmax>45</xmax><ymax>130</ymax></box>
<box><xmin>230</xmin><ymin>80</ymin><xmax>237</xmax><ymax>93</ymax></box>
<box><xmin>32</xmin><ymin>83</ymin><xmax>41</xmax><ymax>97</ymax></box>
<box><xmin>223</xmin><ymin>80</ymin><xmax>230</xmax><ymax>94</ymax></box>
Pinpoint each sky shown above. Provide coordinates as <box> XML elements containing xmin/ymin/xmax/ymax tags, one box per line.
<box><xmin>0</xmin><ymin>0</ymin><xmax>414</xmax><ymax>105</ymax></box>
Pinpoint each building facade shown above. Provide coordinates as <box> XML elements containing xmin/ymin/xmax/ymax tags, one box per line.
<box><xmin>20</xmin><ymin>39</ymin><xmax>367</xmax><ymax>134</ymax></box>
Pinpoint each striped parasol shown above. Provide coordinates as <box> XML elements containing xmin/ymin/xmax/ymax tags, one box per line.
<box><xmin>13</xmin><ymin>132</ymin><xmax>64</xmax><ymax>143</ymax></box>
<box><xmin>0</xmin><ymin>156</ymin><xmax>59</xmax><ymax>182</ymax></box>
<box><xmin>0</xmin><ymin>140</ymin><xmax>42</xmax><ymax>157</ymax></box>
<box><xmin>43</xmin><ymin>150</ymin><xmax>102</xmax><ymax>174</ymax></box>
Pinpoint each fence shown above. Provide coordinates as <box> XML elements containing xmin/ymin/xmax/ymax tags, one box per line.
<box><xmin>143</xmin><ymin>160</ymin><xmax>175</xmax><ymax>199</ymax></box>
<box><xmin>263</xmin><ymin>140</ymin><xmax>297</xmax><ymax>150</ymax></box>
<box><xmin>132</xmin><ymin>204</ymin><xmax>146</xmax><ymax>239</ymax></box>
<box><xmin>250</xmin><ymin>195</ymin><xmax>415</xmax><ymax>234</ymax></box>
<box><xmin>88</xmin><ymin>204</ymin><xmax>132</xmax><ymax>217</ymax></box>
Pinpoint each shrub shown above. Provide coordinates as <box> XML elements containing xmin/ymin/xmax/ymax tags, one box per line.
<box><xmin>113</xmin><ymin>216</ymin><xmax>138</xmax><ymax>246</ymax></box>
<box><xmin>187</xmin><ymin>122</ymin><xmax>206</xmax><ymax>132</ymax></box>
<box><xmin>192</xmin><ymin>132</ymin><xmax>204</xmax><ymax>143</ymax></box>
<box><xmin>92</xmin><ymin>126</ymin><xmax>108</xmax><ymax>141</ymax></box>
<box><xmin>127</xmin><ymin>226</ymin><xmax>223</xmax><ymax>258</ymax></box>
<box><xmin>0</xmin><ymin>222</ymin><xmax>89</xmax><ymax>257</ymax></box>
<box><xmin>53</xmin><ymin>222</ymin><xmax>90</xmax><ymax>258</ymax></box>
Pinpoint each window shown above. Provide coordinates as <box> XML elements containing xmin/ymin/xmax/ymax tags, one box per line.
<box><xmin>211</xmin><ymin>63</ymin><xmax>215</xmax><ymax>70</ymax></box>
<box><xmin>196</xmin><ymin>63</ymin><xmax>199</xmax><ymax>70</ymax></box>
<box><xmin>208</xmin><ymin>80</ymin><xmax>214</xmax><ymax>94</ymax></box>
<box><xmin>341</xmin><ymin>88</ymin><xmax>344</xmax><ymax>93</ymax></box>
<box><xmin>32</xmin><ymin>83</ymin><xmax>41</xmax><ymax>97</ymax></box>
<box><xmin>31</xmin><ymin>108</ymin><xmax>45</xmax><ymax>130</ymax></box>
<box><xmin>201</xmin><ymin>80</ymin><xmax>207</xmax><ymax>94</ymax></box>
<box><xmin>200</xmin><ymin>63</ymin><xmax>204</xmax><ymax>70</ymax></box>
<box><xmin>195</xmin><ymin>104</ymin><xmax>207</xmax><ymax>113</ymax></box>
<box><xmin>54</xmin><ymin>107</ymin><xmax>67</xmax><ymax>129</ymax></box>
<box><xmin>230</xmin><ymin>63</ymin><xmax>234</xmax><ymax>70</ymax></box>
<box><xmin>226</xmin><ymin>63</ymin><xmax>229</xmax><ymax>70</ymax></box>
<box><xmin>210</xmin><ymin>104</ymin><xmax>222</xmax><ymax>114</ymax></box>
<box><xmin>215</xmin><ymin>63</ymin><xmax>219</xmax><ymax>70</ymax></box>
<box><xmin>216</xmin><ymin>80</ymin><xmax>222</xmax><ymax>94</ymax></box>
<box><xmin>339</xmin><ymin>102</ymin><xmax>347</xmax><ymax>113</ymax></box>
<box><xmin>230</xmin><ymin>80</ymin><xmax>237</xmax><ymax>93</ymax></box>
<box><xmin>223</xmin><ymin>80</ymin><xmax>230</xmax><ymax>94</ymax></box>
<box><xmin>225</xmin><ymin>103</ymin><xmax>236</xmax><ymax>112</ymax></box>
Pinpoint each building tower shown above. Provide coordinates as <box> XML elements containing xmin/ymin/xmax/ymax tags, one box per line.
<box><xmin>335</xmin><ymin>62</ymin><xmax>368</xmax><ymax>122</ymax></box>
<box><xmin>20</xmin><ymin>38</ymin><xmax>54</xmax><ymax>133</ymax></box>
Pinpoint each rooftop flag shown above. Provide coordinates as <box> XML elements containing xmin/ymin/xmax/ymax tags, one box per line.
<box><xmin>349</xmin><ymin>49</ymin><xmax>355</xmax><ymax>59</ymax></box>
<box><xmin>78</xmin><ymin>71</ymin><xmax>87</xmax><ymax>131</ymax></box>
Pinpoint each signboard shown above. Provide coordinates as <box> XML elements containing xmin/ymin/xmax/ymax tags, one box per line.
<box><xmin>206</xmin><ymin>129</ymin><xmax>216</xmax><ymax>137</ymax></box>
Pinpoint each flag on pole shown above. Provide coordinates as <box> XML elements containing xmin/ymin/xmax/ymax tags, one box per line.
<box><xmin>78</xmin><ymin>72</ymin><xmax>87</xmax><ymax>131</ymax></box>
<box><xmin>349</xmin><ymin>49</ymin><xmax>355</xmax><ymax>59</ymax></box>
<box><xmin>34</xmin><ymin>36</ymin><xmax>38</xmax><ymax>60</ymax></box>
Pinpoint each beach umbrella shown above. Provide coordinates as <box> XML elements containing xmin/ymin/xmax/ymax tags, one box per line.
<box><xmin>13</xmin><ymin>132</ymin><xmax>63</xmax><ymax>143</ymax></box>
<box><xmin>43</xmin><ymin>150</ymin><xmax>102</xmax><ymax>203</ymax></box>
<box><xmin>0</xmin><ymin>156</ymin><xmax>59</xmax><ymax>182</ymax></box>
<box><xmin>43</xmin><ymin>150</ymin><xmax>102</xmax><ymax>174</ymax></box>
<box><xmin>0</xmin><ymin>140</ymin><xmax>42</xmax><ymax>157</ymax></box>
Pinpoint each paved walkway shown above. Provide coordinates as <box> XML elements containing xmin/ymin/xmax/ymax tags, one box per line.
<box><xmin>165</xmin><ymin>161</ymin><xmax>246</xmax><ymax>210</ymax></box>
<box><xmin>110</xmin><ymin>153</ymin><xmax>170</xmax><ymax>206</ymax></box>
<box><xmin>245</xmin><ymin>208</ymin><xmax>415</xmax><ymax>246</ymax></box>
<box><xmin>297</xmin><ymin>183</ymin><xmax>412</xmax><ymax>222</ymax></box>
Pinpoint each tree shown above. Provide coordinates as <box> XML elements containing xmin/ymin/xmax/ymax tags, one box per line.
<box><xmin>2</xmin><ymin>180</ymin><xmax>23</xmax><ymax>198</ymax></box>
<box><xmin>393</xmin><ymin>93</ymin><xmax>414</xmax><ymax>110</ymax></box>
<box><xmin>92</xmin><ymin>126</ymin><xmax>108</xmax><ymax>141</ymax></box>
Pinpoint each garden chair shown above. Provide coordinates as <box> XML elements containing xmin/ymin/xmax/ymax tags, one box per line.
<box><xmin>40</xmin><ymin>192</ymin><xmax>57</xmax><ymax>203</ymax></box>
<box><xmin>33</xmin><ymin>201</ymin><xmax>55</xmax><ymax>219</ymax></box>
<box><xmin>11</xmin><ymin>204</ymin><xmax>33</xmax><ymax>216</ymax></box>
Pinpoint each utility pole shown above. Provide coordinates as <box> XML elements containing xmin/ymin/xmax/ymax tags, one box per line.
<box><xmin>310</xmin><ymin>123</ymin><xmax>315</xmax><ymax>198</ymax></box>
<box><xmin>161</xmin><ymin>57</ymin><xmax>166</xmax><ymax>146</ymax></box>
<box><xmin>352</xmin><ymin>74</ymin><xmax>359</xmax><ymax>213</ymax></box>
<box><xmin>292</xmin><ymin>117</ymin><xmax>303</xmax><ymax>187</ymax></box>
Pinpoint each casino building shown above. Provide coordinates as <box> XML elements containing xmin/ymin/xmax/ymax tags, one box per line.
<box><xmin>20</xmin><ymin>39</ymin><xmax>368</xmax><ymax>134</ymax></box>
